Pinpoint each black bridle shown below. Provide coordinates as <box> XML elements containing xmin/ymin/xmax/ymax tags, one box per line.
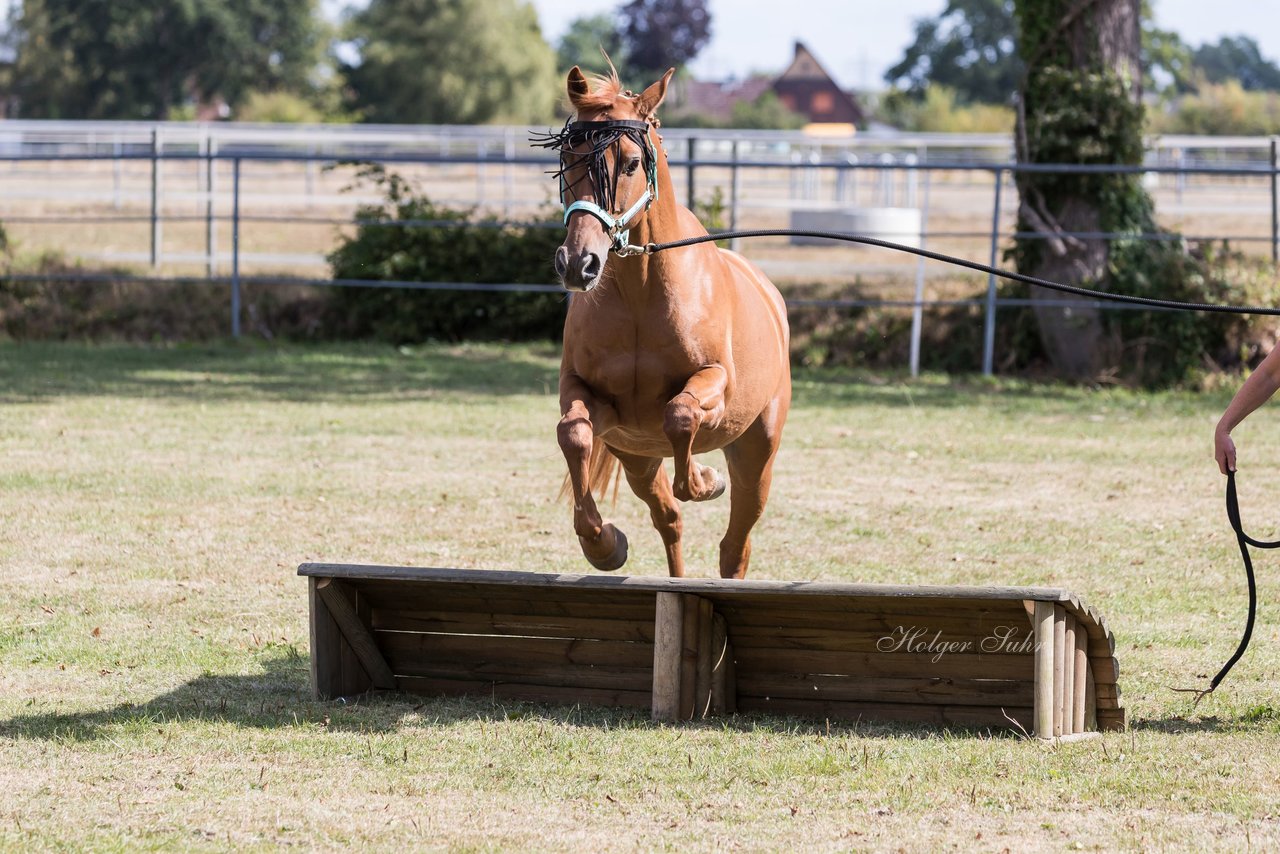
<box><xmin>530</xmin><ymin>119</ymin><xmax>659</xmax><ymax>252</ymax></box>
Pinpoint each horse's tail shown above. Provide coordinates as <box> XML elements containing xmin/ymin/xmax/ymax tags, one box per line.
<box><xmin>559</xmin><ymin>441</ymin><xmax>622</xmax><ymax>505</ymax></box>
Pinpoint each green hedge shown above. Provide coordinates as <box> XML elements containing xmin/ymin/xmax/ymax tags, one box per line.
<box><xmin>326</xmin><ymin>164</ymin><xmax>567</xmax><ymax>343</ymax></box>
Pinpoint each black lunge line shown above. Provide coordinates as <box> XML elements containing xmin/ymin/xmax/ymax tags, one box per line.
<box><xmin>1175</xmin><ymin>470</ymin><xmax>1275</xmax><ymax>704</ymax></box>
<box><xmin>635</xmin><ymin>228</ymin><xmax>1280</xmax><ymax>317</ymax></box>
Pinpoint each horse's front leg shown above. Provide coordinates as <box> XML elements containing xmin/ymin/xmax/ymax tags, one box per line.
<box><xmin>558</xmin><ymin>377</ymin><xmax>628</xmax><ymax>571</ymax></box>
<box><xmin>664</xmin><ymin>365</ymin><xmax>728</xmax><ymax>503</ymax></box>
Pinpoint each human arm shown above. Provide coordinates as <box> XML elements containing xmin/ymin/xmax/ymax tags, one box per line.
<box><xmin>1215</xmin><ymin>345</ymin><xmax>1280</xmax><ymax>473</ymax></box>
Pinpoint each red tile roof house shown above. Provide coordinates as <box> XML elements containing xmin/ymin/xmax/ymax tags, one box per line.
<box><xmin>669</xmin><ymin>41</ymin><xmax>866</xmax><ymax>128</ymax></box>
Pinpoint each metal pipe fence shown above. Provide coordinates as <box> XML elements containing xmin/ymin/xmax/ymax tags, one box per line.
<box><xmin>1</xmin><ymin>120</ymin><xmax>1277</xmax><ymax>375</ymax></box>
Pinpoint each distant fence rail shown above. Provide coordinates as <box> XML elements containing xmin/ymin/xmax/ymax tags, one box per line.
<box><xmin>0</xmin><ymin>120</ymin><xmax>1277</xmax><ymax>375</ymax></box>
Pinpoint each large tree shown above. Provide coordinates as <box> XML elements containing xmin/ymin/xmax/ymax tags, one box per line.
<box><xmin>342</xmin><ymin>0</ymin><xmax>558</xmax><ymax>125</ymax></box>
<box><xmin>3</xmin><ymin>0</ymin><xmax>324</xmax><ymax>119</ymax></box>
<box><xmin>616</xmin><ymin>0</ymin><xmax>711</xmax><ymax>80</ymax></box>
<box><xmin>1008</xmin><ymin>0</ymin><xmax>1177</xmax><ymax>376</ymax></box>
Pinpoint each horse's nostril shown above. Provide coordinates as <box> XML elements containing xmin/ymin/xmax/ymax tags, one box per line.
<box><xmin>553</xmin><ymin>246</ymin><xmax>570</xmax><ymax>279</ymax></box>
<box><xmin>581</xmin><ymin>252</ymin><xmax>602</xmax><ymax>280</ymax></box>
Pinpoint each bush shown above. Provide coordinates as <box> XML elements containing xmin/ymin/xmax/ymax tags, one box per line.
<box><xmin>875</xmin><ymin>87</ymin><xmax>1015</xmax><ymax>133</ymax></box>
<box><xmin>326</xmin><ymin>164</ymin><xmax>568</xmax><ymax>343</ymax></box>
<box><xmin>997</xmin><ymin>241</ymin><xmax>1280</xmax><ymax>386</ymax></box>
<box><xmin>1151</xmin><ymin>81</ymin><xmax>1280</xmax><ymax>135</ymax></box>
<box><xmin>0</xmin><ymin>251</ymin><xmax>329</xmax><ymax>342</ymax></box>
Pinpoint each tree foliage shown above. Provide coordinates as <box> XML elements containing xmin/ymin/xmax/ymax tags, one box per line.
<box><xmin>884</xmin><ymin>0</ymin><xmax>1021</xmax><ymax>105</ymax></box>
<box><xmin>341</xmin><ymin>0</ymin><xmax>558</xmax><ymax>124</ymax></box>
<box><xmin>3</xmin><ymin>0</ymin><xmax>324</xmax><ymax>119</ymax></box>
<box><xmin>1193</xmin><ymin>36</ymin><xmax>1280</xmax><ymax>91</ymax></box>
<box><xmin>556</xmin><ymin>13</ymin><xmax>630</xmax><ymax>75</ymax></box>
<box><xmin>616</xmin><ymin>0</ymin><xmax>711</xmax><ymax>79</ymax></box>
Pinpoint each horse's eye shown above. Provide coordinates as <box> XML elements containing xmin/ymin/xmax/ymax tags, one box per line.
<box><xmin>624</xmin><ymin>158</ymin><xmax>641</xmax><ymax>176</ymax></box>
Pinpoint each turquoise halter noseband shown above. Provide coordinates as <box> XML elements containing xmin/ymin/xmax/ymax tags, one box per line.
<box><xmin>532</xmin><ymin>118</ymin><xmax>660</xmax><ymax>255</ymax></box>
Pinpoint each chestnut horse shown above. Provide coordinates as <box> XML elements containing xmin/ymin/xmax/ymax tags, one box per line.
<box><xmin>538</xmin><ymin>65</ymin><xmax>790</xmax><ymax>579</ymax></box>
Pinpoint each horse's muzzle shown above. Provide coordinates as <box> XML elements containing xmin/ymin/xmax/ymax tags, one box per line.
<box><xmin>555</xmin><ymin>246</ymin><xmax>603</xmax><ymax>292</ymax></box>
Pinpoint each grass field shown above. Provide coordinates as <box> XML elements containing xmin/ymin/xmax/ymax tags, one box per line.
<box><xmin>2</xmin><ymin>340</ymin><xmax>1280</xmax><ymax>851</ymax></box>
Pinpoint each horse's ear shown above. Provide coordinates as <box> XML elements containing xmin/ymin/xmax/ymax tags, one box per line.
<box><xmin>567</xmin><ymin>66</ymin><xmax>592</xmax><ymax>108</ymax></box>
<box><xmin>635</xmin><ymin>68</ymin><xmax>674</xmax><ymax>119</ymax></box>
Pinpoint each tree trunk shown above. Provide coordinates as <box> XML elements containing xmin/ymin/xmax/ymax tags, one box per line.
<box><xmin>1014</xmin><ymin>0</ymin><xmax>1143</xmax><ymax>379</ymax></box>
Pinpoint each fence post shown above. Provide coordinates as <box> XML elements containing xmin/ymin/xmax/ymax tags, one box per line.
<box><xmin>982</xmin><ymin>168</ymin><xmax>1004</xmax><ymax>377</ymax></box>
<box><xmin>729</xmin><ymin>140</ymin><xmax>741</xmax><ymax>253</ymax></box>
<box><xmin>206</xmin><ymin>137</ymin><xmax>218</xmax><ymax>278</ymax></box>
<box><xmin>112</xmin><ymin>133</ymin><xmax>123</xmax><ymax>211</ymax></box>
<box><xmin>909</xmin><ymin>168</ymin><xmax>933</xmax><ymax>378</ymax></box>
<box><xmin>1271</xmin><ymin>136</ymin><xmax>1278</xmax><ymax>266</ymax></box>
<box><xmin>231</xmin><ymin>158</ymin><xmax>241</xmax><ymax>339</ymax></box>
<box><xmin>150</xmin><ymin>127</ymin><xmax>162</xmax><ymax>269</ymax></box>
<box><xmin>686</xmin><ymin>137</ymin><xmax>697</xmax><ymax>212</ymax></box>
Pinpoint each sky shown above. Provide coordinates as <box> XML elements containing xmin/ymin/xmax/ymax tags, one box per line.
<box><xmin>529</xmin><ymin>0</ymin><xmax>1280</xmax><ymax>91</ymax></box>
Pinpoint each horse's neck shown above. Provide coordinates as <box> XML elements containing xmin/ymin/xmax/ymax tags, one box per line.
<box><xmin>611</xmin><ymin>158</ymin><xmax>710</xmax><ymax>305</ymax></box>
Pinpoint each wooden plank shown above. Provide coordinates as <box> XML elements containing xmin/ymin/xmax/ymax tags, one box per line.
<box><xmin>714</xmin><ymin>598</ymin><xmax>1033</xmax><ymax>624</ymax></box>
<box><xmin>1033</xmin><ymin>600</ymin><xmax>1055</xmax><ymax>739</ymax></box>
<box><xmin>352</xmin><ymin>580</ymin><xmax>656</xmax><ymax>620</ymax></box>
<box><xmin>694</xmin><ymin>597</ymin><xmax>714</xmax><ymax>719</ymax></box>
<box><xmin>728</xmin><ymin>624</ymin><xmax>1037</xmax><ymax>655</ymax></box>
<box><xmin>679</xmin><ymin>595</ymin><xmax>700</xmax><ymax>720</ymax></box>
<box><xmin>1062</xmin><ymin>614</ymin><xmax>1076</xmax><ymax>736</ymax></box>
<box><xmin>376</xmin><ymin>631</ymin><xmax>654</xmax><ymax>670</ymax></box>
<box><xmin>711</xmin><ymin>613</ymin><xmax>733</xmax><ymax>715</ymax></box>
<box><xmin>317</xmin><ymin>580</ymin><xmax>396</xmax><ymax>691</ymax></box>
<box><xmin>309</xmin><ymin>577</ymin><xmax>377</xmax><ymax>698</ymax></box>
<box><xmin>395</xmin><ymin>675</ymin><xmax>651</xmax><ymax>709</ymax></box>
<box><xmin>735</xmin><ymin>673</ymin><xmax>1031</xmax><ymax>707</ymax></box>
<box><xmin>736</xmin><ymin>695</ymin><xmax>1035</xmax><ymax>729</ymax></box>
<box><xmin>298</xmin><ymin>562</ymin><xmax>1076</xmax><ymax>605</ymax></box>
<box><xmin>652</xmin><ymin>592</ymin><xmax>683</xmax><ymax>722</ymax></box>
<box><xmin>1053</xmin><ymin>606</ymin><xmax>1066</xmax><ymax>737</ymax></box>
<box><xmin>310</xmin><ymin>577</ymin><xmax>351</xmax><ymax>700</ymax></box>
<box><xmin>1096</xmin><ymin>707</ymin><xmax>1125</xmax><ymax>732</ymax></box>
<box><xmin>1073</xmin><ymin>624</ymin><xmax>1087</xmax><ymax>733</ymax></box>
<box><xmin>729</xmin><ymin>647</ymin><xmax>1033</xmax><ymax>681</ymax></box>
<box><xmin>719</xmin><ymin>611</ymin><xmax>1035</xmax><ymax>640</ymax></box>
<box><xmin>1094</xmin><ymin>683</ymin><xmax>1120</xmax><ymax>702</ymax></box>
<box><xmin>386</xmin><ymin>658</ymin><xmax>652</xmax><ymax>692</ymax></box>
<box><xmin>1085</xmin><ymin>662</ymin><xmax>1097</xmax><ymax>731</ymax></box>
<box><xmin>370</xmin><ymin>608</ymin><xmax>654</xmax><ymax>642</ymax></box>
<box><xmin>1090</xmin><ymin>656</ymin><xmax>1120</xmax><ymax>686</ymax></box>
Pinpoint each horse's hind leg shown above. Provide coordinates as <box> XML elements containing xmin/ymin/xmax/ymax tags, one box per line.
<box><xmin>718</xmin><ymin>407</ymin><xmax>785</xmax><ymax>580</ymax></box>
<box><xmin>614</xmin><ymin>450</ymin><xmax>686</xmax><ymax>578</ymax></box>
<box><xmin>558</xmin><ymin>386</ymin><xmax>628</xmax><ymax>572</ymax></box>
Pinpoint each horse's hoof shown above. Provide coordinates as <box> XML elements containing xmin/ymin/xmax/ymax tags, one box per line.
<box><xmin>696</xmin><ymin>469</ymin><xmax>727</xmax><ymax>502</ymax></box>
<box><xmin>583</xmin><ymin>524</ymin><xmax>628</xmax><ymax>572</ymax></box>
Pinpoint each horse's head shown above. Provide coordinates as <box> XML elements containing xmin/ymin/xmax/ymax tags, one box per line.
<box><xmin>544</xmin><ymin>65</ymin><xmax>673</xmax><ymax>292</ymax></box>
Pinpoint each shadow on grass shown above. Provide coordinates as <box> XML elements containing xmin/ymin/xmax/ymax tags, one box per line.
<box><xmin>0</xmin><ymin>340</ymin><xmax>1226</xmax><ymax>418</ymax></box>
<box><xmin>0</xmin><ymin>651</ymin><xmax>1113</xmax><ymax>744</ymax></box>
<box><xmin>0</xmin><ymin>340</ymin><xmax>562</xmax><ymax>404</ymax></box>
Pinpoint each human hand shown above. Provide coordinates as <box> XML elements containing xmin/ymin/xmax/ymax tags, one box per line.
<box><xmin>1214</xmin><ymin>427</ymin><xmax>1236</xmax><ymax>475</ymax></box>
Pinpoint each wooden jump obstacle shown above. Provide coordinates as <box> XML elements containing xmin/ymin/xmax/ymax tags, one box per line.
<box><xmin>300</xmin><ymin>564</ymin><xmax>1124</xmax><ymax>738</ymax></box>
